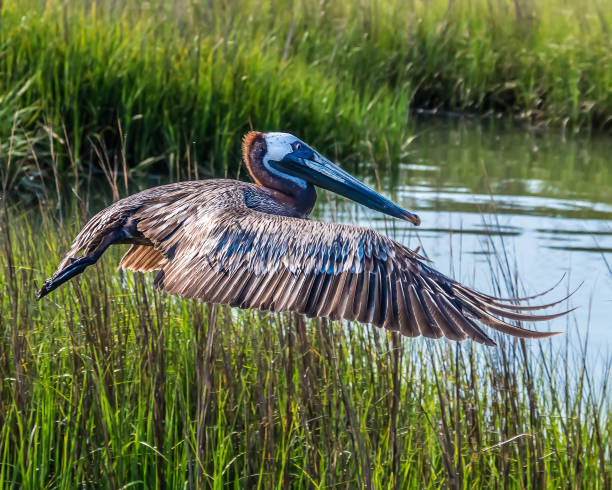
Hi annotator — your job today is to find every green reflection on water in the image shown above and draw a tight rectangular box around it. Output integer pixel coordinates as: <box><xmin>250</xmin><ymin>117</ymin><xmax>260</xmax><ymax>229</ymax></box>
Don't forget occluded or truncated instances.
<box><xmin>373</xmin><ymin>119</ymin><xmax>612</xmax><ymax>220</ymax></box>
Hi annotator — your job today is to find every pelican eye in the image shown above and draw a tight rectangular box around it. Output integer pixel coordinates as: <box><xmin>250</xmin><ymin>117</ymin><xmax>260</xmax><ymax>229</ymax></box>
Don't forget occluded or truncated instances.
<box><xmin>292</xmin><ymin>142</ymin><xmax>302</xmax><ymax>151</ymax></box>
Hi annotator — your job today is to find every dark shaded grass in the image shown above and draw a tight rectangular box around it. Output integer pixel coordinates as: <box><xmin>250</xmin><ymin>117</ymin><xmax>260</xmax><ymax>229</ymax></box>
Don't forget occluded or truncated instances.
<box><xmin>1</xmin><ymin>196</ymin><xmax>610</xmax><ymax>488</ymax></box>
<box><xmin>2</xmin><ymin>0</ymin><xmax>612</xmax><ymax>198</ymax></box>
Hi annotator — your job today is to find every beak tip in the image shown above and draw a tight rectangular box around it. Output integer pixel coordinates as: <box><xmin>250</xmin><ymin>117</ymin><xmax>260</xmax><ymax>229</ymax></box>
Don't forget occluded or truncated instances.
<box><xmin>403</xmin><ymin>212</ymin><xmax>421</xmax><ymax>226</ymax></box>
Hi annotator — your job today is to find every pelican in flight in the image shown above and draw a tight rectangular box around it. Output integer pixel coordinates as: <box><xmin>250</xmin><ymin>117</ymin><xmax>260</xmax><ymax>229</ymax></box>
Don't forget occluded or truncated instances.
<box><xmin>38</xmin><ymin>131</ymin><xmax>567</xmax><ymax>345</ymax></box>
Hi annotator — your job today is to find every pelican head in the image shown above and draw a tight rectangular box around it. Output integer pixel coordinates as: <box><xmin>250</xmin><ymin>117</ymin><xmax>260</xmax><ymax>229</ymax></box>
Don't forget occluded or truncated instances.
<box><xmin>246</xmin><ymin>131</ymin><xmax>421</xmax><ymax>225</ymax></box>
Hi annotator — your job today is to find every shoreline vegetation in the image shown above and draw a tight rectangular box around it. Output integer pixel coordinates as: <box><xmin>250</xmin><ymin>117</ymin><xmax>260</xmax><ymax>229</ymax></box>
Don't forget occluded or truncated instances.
<box><xmin>1</xmin><ymin>0</ymin><xmax>611</xmax><ymax>196</ymax></box>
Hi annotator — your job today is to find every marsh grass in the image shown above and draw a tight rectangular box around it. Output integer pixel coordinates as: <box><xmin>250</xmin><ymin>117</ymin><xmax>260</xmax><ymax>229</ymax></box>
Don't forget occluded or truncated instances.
<box><xmin>1</xmin><ymin>0</ymin><xmax>611</xmax><ymax>196</ymax></box>
<box><xmin>0</xmin><ymin>148</ymin><xmax>611</xmax><ymax>488</ymax></box>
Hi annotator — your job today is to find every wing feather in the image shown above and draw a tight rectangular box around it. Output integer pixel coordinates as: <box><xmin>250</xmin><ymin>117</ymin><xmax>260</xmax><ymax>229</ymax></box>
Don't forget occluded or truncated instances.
<box><xmin>421</xmin><ymin>289</ymin><xmax>466</xmax><ymax>342</ymax></box>
<box><xmin>408</xmin><ymin>284</ymin><xmax>444</xmax><ymax>339</ymax></box>
<box><xmin>119</xmin><ymin>245</ymin><xmax>166</xmax><ymax>272</ymax></box>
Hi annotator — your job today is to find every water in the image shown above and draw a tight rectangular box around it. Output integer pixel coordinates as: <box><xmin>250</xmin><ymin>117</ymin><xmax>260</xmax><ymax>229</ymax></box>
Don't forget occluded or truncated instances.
<box><xmin>316</xmin><ymin>119</ymin><xmax>612</xmax><ymax>360</ymax></box>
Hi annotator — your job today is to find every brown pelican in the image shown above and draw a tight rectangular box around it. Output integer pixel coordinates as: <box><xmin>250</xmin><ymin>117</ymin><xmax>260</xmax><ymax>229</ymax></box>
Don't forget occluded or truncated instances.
<box><xmin>38</xmin><ymin>131</ymin><xmax>568</xmax><ymax>345</ymax></box>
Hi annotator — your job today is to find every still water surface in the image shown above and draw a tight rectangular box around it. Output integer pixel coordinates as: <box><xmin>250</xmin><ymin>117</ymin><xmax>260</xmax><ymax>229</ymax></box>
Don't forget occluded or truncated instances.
<box><xmin>315</xmin><ymin>119</ymin><xmax>612</xmax><ymax>361</ymax></box>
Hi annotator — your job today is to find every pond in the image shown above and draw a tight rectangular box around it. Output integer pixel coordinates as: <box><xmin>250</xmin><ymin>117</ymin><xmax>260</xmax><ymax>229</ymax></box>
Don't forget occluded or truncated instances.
<box><xmin>315</xmin><ymin>118</ymin><xmax>612</xmax><ymax>361</ymax></box>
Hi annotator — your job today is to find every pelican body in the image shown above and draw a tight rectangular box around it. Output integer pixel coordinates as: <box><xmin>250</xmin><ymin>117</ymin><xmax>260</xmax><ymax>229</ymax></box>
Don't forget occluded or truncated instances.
<box><xmin>39</xmin><ymin>131</ymin><xmax>566</xmax><ymax>346</ymax></box>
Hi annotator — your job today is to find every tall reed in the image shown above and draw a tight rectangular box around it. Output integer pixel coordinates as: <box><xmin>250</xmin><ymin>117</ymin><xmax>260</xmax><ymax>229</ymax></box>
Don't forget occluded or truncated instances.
<box><xmin>1</xmin><ymin>0</ymin><xmax>611</xmax><ymax>195</ymax></box>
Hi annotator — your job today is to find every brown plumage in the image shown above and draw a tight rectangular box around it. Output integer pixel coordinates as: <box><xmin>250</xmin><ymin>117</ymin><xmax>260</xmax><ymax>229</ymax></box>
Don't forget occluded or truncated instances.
<box><xmin>38</xmin><ymin>131</ymin><xmax>570</xmax><ymax>346</ymax></box>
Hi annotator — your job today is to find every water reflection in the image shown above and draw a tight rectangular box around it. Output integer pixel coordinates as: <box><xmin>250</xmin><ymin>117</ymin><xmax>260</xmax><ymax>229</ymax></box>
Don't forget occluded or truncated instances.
<box><xmin>315</xmin><ymin>119</ymin><xmax>612</xmax><ymax>358</ymax></box>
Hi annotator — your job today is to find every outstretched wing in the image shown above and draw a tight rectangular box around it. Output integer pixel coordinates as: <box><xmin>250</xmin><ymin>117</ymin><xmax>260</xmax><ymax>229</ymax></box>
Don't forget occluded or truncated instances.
<box><xmin>123</xmin><ymin>203</ymin><xmax>568</xmax><ymax>347</ymax></box>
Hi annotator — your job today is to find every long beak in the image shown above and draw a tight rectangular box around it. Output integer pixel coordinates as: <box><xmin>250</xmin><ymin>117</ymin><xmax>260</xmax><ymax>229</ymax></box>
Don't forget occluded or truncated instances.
<box><xmin>271</xmin><ymin>151</ymin><xmax>421</xmax><ymax>225</ymax></box>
